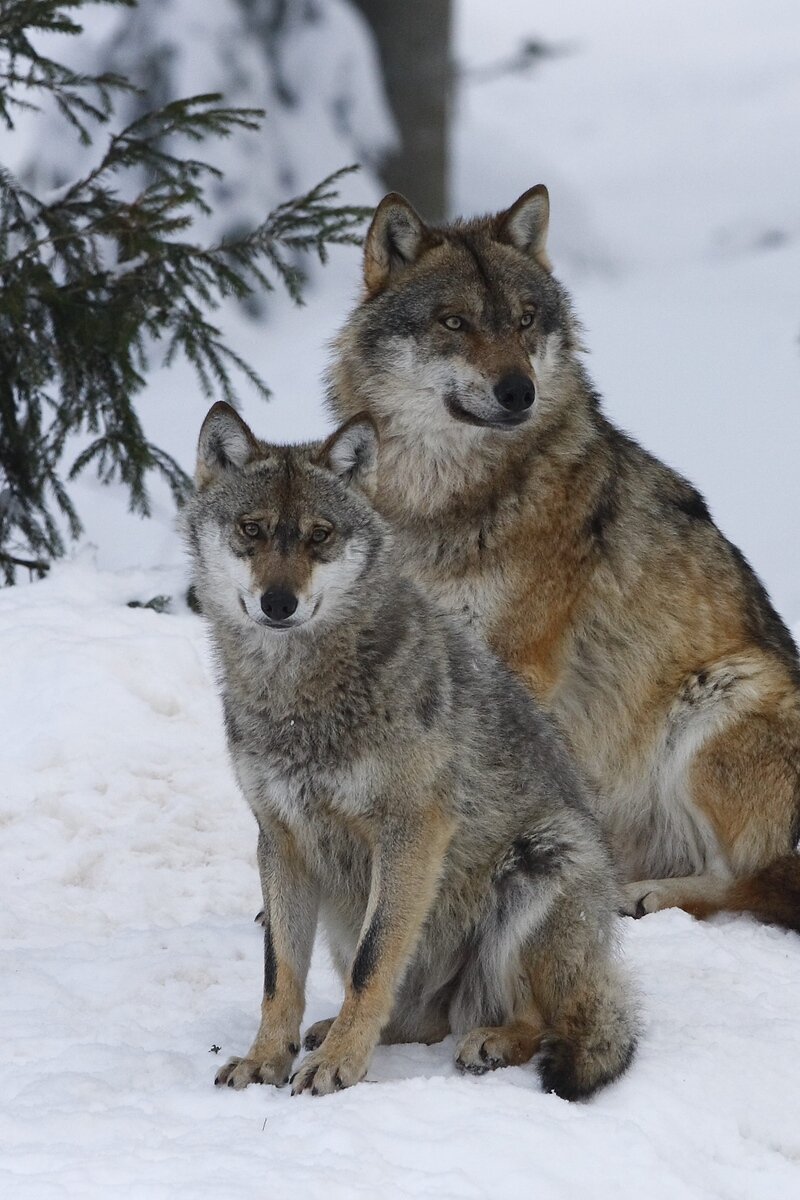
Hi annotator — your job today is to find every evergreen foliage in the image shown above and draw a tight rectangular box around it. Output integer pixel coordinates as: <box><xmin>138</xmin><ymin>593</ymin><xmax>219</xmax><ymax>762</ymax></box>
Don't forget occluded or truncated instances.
<box><xmin>0</xmin><ymin>0</ymin><xmax>370</xmax><ymax>582</ymax></box>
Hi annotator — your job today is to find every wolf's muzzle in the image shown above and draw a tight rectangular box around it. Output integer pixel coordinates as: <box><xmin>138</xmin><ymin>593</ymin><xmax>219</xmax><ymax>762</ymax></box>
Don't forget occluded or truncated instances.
<box><xmin>261</xmin><ymin>587</ymin><xmax>298</xmax><ymax>623</ymax></box>
<box><xmin>494</xmin><ymin>373</ymin><xmax>535</xmax><ymax>415</ymax></box>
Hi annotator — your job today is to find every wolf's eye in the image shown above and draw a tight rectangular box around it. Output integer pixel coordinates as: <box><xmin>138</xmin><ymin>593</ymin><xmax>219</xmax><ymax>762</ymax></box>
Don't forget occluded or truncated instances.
<box><xmin>310</xmin><ymin>526</ymin><xmax>330</xmax><ymax>544</ymax></box>
<box><xmin>440</xmin><ymin>315</ymin><xmax>464</xmax><ymax>331</ymax></box>
<box><xmin>240</xmin><ymin>521</ymin><xmax>260</xmax><ymax>538</ymax></box>
<box><xmin>520</xmin><ymin>312</ymin><xmax>535</xmax><ymax>328</ymax></box>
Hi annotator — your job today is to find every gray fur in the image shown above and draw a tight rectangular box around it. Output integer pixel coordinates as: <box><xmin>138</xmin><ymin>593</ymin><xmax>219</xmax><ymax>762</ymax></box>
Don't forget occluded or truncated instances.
<box><xmin>184</xmin><ymin>412</ymin><xmax>638</xmax><ymax>1099</ymax></box>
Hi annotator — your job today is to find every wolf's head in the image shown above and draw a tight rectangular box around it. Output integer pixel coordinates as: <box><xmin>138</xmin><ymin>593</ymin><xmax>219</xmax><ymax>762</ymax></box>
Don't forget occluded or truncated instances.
<box><xmin>184</xmin><ymin>403</ymin><xmax>383</xmax><ymax>636</ymax></box>
<box><xmin>330</xmin><ymin>186</ymin><xmax>584</xmax><ymax>478</ymax></box>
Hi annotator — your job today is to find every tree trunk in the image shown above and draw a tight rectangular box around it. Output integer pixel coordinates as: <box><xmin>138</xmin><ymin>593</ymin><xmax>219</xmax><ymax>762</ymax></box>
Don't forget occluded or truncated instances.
<box><xmin>353</xmin><ymin>0</ymin><xmax>452</xmax><ymax>222</ymax></box>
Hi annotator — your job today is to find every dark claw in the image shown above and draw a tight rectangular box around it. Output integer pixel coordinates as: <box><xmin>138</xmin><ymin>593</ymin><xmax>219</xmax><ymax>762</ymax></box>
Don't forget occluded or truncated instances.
<box><xmin>288</xmin><ymin>1042</ymin><xmax>299</xmax><ymax>1056</ymax></box>
<box><xmin>634</xmin><ymin>897</ymin><xmax>649</xmax><ymax>919</ymax></box>
<box><xmin>227</xmin><ymin>1076</ymin><xmax>235</xmax><ymax>1088</ymax></box>
<box><xmin>292</xmin><ymin>1064</ymin><xmax>318</xmax><ymax>1093</ymax></box>
<box><xmin>254</xmin><ymin>909</ymin><xmax>265</xmax><ymax>924</ymax></box>
<box><xmin>333</xmin><ymin>1070</ymin><xmax>343</xmax><ymax>1091</ymax></box>
<box><xmin>455</xmin><ymin>1055</ymin><xmax>485</xmax><ymax>1076</ymax></box>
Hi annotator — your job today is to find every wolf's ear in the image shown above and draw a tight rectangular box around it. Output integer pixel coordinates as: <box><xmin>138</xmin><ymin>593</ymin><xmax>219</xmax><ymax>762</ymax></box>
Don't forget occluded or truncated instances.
<box><xmin>364</xmin><ymin>193</ymin><xmax>435</xmax><ymax>295</ymax></box>
<box><xmin>497</xmin><ymin>184</ymin><xmax>551</xmax><ymax>272</ymax></box>
<box><xmin>196</xmin><ymin>402</ymin><xmax>259</xmax><ymax>488</ymax></box>
<box><xmin>319</xmin><ymin>415</ymin><xmax>378</xmax><ymax>495</ymax></box>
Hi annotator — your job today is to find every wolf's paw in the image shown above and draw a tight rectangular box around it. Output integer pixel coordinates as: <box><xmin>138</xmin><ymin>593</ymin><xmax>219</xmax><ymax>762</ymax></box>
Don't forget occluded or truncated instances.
<box><xmin>214</xmin><ymin>1045</ymin><xmax>298</xmax><ymax>1090</ymax></box>
<box><xmin>290</xmin><ymin>1041</ymin><xmax>370</xmax><ymax>1097</ymax></box>
<box><xmin>455</xmin><ymin>1023</ymin><xmax>541</xmax><ymax>1075</ymax></box>
<box><xmin>303</xmin><ymin>1017</ymin><xmax>335</xmax><ymax>1051</ymax></box>
<box><xmin>620</xmin><ymin>880</ymin><xmax>670</xmax><ymax>918</ymax></box>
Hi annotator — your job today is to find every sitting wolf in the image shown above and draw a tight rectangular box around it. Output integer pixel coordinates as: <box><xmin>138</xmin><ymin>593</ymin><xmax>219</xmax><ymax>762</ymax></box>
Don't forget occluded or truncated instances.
<box><xmin>329</xmin><ymin>186</ymin><xmax>800</xmax><ymax>930</ymax></box>
<box><xmin>184</xmin><ymin>401</ymin><xmax>637</xmax><ymax>1100</ymax></box>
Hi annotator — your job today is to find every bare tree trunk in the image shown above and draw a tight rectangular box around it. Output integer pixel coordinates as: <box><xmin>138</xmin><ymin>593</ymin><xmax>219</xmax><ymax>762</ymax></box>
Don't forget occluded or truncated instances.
<box><xmin>353</xmin><ymin>0</ymin><xmax>452</xmax><ymax>222</ymax></box>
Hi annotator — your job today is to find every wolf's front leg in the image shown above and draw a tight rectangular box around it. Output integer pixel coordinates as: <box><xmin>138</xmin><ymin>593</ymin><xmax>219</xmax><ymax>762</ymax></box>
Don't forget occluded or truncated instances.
<box><xmin>216</xmin><ymin>823</ymin><xmax>318</xmax><ymax>1090</ymax></box>
<box><xmin>291</xmin><ymin>806</ymin><xmax>453</xmax><ymax>1096</ymax></box>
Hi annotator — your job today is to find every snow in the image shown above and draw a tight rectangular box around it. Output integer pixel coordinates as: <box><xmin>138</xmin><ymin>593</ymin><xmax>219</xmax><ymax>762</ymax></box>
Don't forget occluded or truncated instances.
<box><xmin>2</xmin><ymin>563</ymin><xmax>800</xmax><ymax>1198</ymax></box>
<box><xmin>3</xmin><ymin>0</ymin><xmax>800</xmax><ymax>1196</ymax></box>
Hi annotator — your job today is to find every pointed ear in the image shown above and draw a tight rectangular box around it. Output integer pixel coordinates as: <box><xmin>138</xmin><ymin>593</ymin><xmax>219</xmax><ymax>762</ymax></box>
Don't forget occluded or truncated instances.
<box><xmin>319</xmin><ymin>415</ymin><xmax>378</xmax><ymax>495</ymax></box>
<box><xmin>195</xmin><ymin>402</ymin><xmax>259</xmax><ymax>488</ymax></box>
<box><xmin>497</xmin><ymin>184</ymin><xmax>551</xmax><ymax>271</ymax></box>
<box><xmin>364</xmin><ymin>193</ymin><xmax>435</xmax><ymax>295</ymax></box>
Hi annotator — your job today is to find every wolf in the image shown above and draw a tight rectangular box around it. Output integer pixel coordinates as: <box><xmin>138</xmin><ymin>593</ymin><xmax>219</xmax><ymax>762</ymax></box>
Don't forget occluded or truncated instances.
<box><xmin>329</xmin><ymin>186</ymin><xmax>800</xmax><ymax>932</ymax></box>
<box><xmin>184</xmin><ymin>401</ymin><xmax>637</xmax><ymax>1099</ymax></box>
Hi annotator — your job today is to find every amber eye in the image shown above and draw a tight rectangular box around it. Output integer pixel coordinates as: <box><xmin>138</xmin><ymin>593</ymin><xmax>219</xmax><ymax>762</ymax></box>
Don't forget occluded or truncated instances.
<box><xmin>440</xmin><ymin>315</ymin><xmax>464</xmax><ymax>331</ymax></box>
<box><xmin>310</xmin><ymin>526</ymin><xmax>330</xmax><ymax>544</ymax></box>
<box><xmin>520</xmin><ymin>312</ymin><xmax>535</xmax><ymax>328</ymax></box>
<box><xmin>240</xmin><ymin>521</ymin><xmax>260</xmax><ymax>538</ymax></box>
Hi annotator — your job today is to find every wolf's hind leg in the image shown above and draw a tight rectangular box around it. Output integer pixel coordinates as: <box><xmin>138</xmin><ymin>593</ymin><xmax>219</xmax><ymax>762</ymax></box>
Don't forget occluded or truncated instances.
<box><xmin>455</xmin><ymin>826</ymin><xmax>636</xmax><ymax>1098</ymax></box>
<box><xmin>624</xmin><ymin>708</ymin><xmax>800</xmax><ymax>925</ymax></box>
<box><xmin>447</xmin><ymin>837</ymin><xmax>553</xmax><ymax>1076</ymax></box>
<box><xmin>526</xmin><ymin>895</ymin><xmax>637</xmax><ymax>1101</ymax></box>
<box><xmin>621</xmin><ymin>873</ymin><xmax>730</xmax><ymax>918</ymax></box>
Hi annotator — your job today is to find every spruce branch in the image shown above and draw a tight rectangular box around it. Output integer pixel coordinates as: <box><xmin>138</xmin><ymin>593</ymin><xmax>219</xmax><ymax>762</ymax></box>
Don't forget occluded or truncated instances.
<box><xmin>0</xmin><ymin>0</ymin><xmax>135</xmax><ymax>139</ymax></box>
<box><xmin>0</xmin><ymin>2</ymin><xmax>372</xmax><ymax>584</ymax></box>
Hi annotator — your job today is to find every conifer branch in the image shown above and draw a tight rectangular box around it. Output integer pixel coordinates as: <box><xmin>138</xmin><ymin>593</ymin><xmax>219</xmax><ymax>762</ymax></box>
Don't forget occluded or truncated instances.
<box><xmin>0</xmin><ymin>1</ymin><xmax>372</xmax><ymax>583</ymax></box>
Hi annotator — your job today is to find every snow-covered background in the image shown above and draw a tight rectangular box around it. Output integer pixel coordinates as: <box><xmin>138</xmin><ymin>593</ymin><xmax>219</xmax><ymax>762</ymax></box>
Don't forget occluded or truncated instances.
<box><xmin>2</xmin><ymin>2</ymin><xmax>800</xmax><ymax>1197</ymax></box>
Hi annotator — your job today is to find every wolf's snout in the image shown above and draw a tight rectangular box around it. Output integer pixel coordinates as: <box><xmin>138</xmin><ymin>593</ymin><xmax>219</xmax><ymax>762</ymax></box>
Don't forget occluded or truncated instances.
<box><xmin>494</xmin><ymin>373</ymin><xmax>534</xmax><ymax>414</ymax></box>
<box><xmin>260</xmin><ymin>587</ymin><xmax>298</xmax><ymax>621</ymax></box>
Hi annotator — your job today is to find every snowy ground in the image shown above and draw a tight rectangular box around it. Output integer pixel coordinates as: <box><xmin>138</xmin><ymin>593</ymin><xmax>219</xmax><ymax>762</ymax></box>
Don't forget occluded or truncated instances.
<box><xmin>2</xmin><ymin>564</ymin><xmax>800</xmax><ymax>1199</ymax></box>
<box><xmin>3</xmin><ymin>0</ymin><xmax>800</xmax><ymax>1196</ymax></box>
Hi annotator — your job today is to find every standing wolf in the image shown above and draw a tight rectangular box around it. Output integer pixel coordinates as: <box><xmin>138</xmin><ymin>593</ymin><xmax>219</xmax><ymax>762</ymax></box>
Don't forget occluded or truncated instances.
<box><xmin>329</xmin><ymin>186</ymin><xmax>800</xmax><ymax>930</ymax></box>
<box><xmin>185</xmin><ymin>402</ymin><xmax>636</xmax><ymax>1099</ymax></box>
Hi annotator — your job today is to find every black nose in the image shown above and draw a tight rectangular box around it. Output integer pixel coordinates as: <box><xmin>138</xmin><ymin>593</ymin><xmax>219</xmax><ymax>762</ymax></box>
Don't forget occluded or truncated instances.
<box><xmin>493</xmin><ymin>373</ymin><xmax>535</xmax><ymax>414</ymax></box>
<box><xmin>260</xmin><ymin>587</ymin><xmax>298</xmax><ymax>620</ymax></box>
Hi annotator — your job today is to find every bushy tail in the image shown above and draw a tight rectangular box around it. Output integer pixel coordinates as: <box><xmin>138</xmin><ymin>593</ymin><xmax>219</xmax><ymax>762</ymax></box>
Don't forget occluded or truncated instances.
<box><xmin>537</xmin><ymin>961</ymin><xmax>638</xmax><ymax>1101</ymax></box>
<box><xmin>689</xmin><ymin>853</ymin><xmax>800</xmax><ymax>934</ymax></box>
